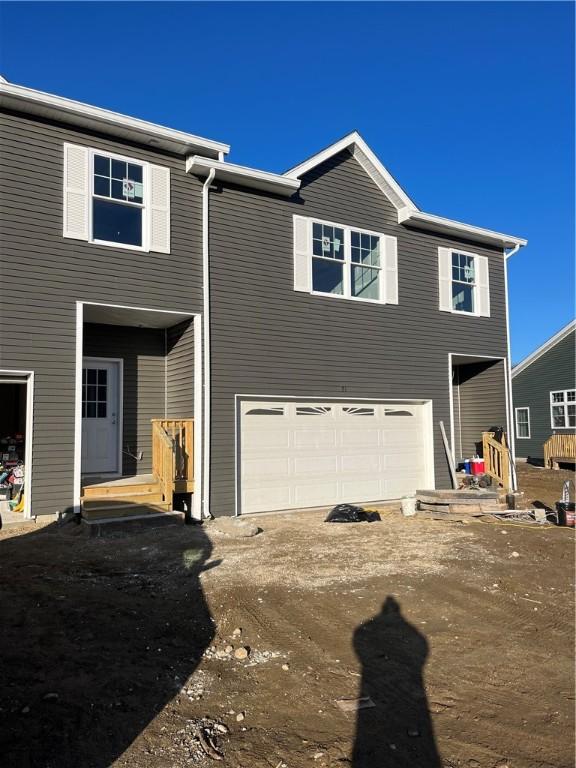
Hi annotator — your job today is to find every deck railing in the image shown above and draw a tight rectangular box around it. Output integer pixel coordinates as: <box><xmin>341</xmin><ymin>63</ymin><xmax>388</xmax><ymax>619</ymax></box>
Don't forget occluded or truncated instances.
<box><xmin>482</xmin><ymin>431</ymin><xmax>511</xmax><ymax>491</ymax></box>
<box><xmin>151</xmin><ymin>419</ymin><xmax>194</xmax><ymax>500</ymax></box>
<box><xmin>543</xmin><ymin>433</ymin><xmax>576</xmax><ymax>469</ymax></box>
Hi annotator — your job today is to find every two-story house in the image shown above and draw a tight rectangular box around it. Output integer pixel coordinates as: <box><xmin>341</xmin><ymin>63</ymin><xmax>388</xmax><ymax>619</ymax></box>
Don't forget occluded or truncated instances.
<box><xmin>0</xmin><ymin>77</ymin><xmax>527</xmax><ymax>525</ymax></box>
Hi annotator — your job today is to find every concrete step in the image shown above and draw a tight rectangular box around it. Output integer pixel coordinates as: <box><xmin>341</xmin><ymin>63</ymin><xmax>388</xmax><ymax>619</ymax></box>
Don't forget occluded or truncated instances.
<box><xmin>81</xmin><ymin>501</ymin><xmax>172</xmax><ymax>521</ymax></box>
<box><xmin>81</xmin><ymin>511</ymin><xmax>185</xmax><ymax>537</ymax></box>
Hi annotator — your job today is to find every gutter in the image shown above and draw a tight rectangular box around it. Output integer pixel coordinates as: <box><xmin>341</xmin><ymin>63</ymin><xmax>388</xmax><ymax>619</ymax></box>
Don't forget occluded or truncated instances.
<box><xmin>503</xmin><ymin>241</ymin><xmax>523</xmax><ymax>490</ymax></box>
<box><xmin>202</xmin><ymin>168</ymin><xmax>216</xmax><ymax>518</ymax></box>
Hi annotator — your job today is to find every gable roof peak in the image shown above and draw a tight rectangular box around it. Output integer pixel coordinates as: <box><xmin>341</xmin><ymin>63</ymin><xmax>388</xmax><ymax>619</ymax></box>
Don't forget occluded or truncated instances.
<box><xmin>284</xmin><ymin>131</ymin><xmax>418</xmax><ymax>212</ymax></box>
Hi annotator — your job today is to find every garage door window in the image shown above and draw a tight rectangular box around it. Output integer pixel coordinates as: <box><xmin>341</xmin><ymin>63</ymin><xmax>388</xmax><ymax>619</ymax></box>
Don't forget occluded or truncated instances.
<box><xmin>246</xmin><ymin>407</ymin><xmax>285</xmax><ymax>416</ymax></box>
<box><xmin>343</xmin><ymin>406</ymin><xmax>375</xmax><ymax>416</ymax></box>
<box><xmin>296</xmin><ymin>406</ymin><xmax>332</xmax><ymax>416</ymax></box>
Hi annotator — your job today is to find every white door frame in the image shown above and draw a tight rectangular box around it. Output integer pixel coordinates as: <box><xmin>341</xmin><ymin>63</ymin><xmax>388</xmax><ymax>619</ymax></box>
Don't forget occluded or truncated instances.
<box><xmin>234</xmin><ymin>394</ymin><xmax>435</xmax><ymax>516</ymax></box>
<box><xmin>74</xmin><ymin>301</ymin><xmax>201</xmax><ymax>516</ymax></box>
<box><xmin>81</xmin><ymin>356</ymin><xmax>123</xmax><ymax>478</ymax></box>
<box><xmin>0</xmin><ymin>370</ymin><xmax>34</xmax><ymax>520</ymax></box>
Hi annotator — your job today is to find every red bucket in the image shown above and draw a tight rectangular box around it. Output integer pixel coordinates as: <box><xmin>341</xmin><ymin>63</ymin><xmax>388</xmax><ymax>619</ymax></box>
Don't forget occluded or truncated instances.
<box><xmin>471</xmin><ymin>458</ymin><xmax>485</xmax><ymax>475</ymax></box>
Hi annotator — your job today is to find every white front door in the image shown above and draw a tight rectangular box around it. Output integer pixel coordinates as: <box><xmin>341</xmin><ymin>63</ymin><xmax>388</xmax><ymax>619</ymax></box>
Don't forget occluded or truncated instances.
<box><xmin>81</xmin><ymin>359</ymin><xmax>121</xmax><ymax>475</ymax></box>
<box><xmin>239</xmin><ymin>400</ymin><xmax>433</xmax><ymax>514</ymax></box>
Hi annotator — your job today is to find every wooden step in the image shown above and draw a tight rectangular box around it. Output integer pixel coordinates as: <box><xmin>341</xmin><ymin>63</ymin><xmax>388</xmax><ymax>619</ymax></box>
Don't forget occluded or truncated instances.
<box><xmin>82</xmin><ymin>482</ymin><xmax>161</xmax><ymax>499</ymax></box>
<box><xmin>81</xmin><ymin>501</ymin><xmax>172</xmax><ymax>521</ymax></box>
<box><xmin>82</xmin><ymin>491</ymin><xmax>165</xmax><ymax>505</ymax></box>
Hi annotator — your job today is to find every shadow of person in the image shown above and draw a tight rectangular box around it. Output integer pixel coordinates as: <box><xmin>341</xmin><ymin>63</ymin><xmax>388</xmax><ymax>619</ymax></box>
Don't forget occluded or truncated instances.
<box><xmin>352</xmin><ymin>596</ymin><xmax>442</xmax><ymax>768</ymax></box>
<box><xmin>0</xmin><ymin>518</ymin><xmax>217</xmax><ymax>767</ymax></box>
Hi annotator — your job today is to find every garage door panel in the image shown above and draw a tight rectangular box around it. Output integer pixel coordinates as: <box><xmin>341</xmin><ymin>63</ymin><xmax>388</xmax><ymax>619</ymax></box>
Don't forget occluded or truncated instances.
<box><xmin>243</xmin><ymin>429</ymin><xmax>291</xmax><ymax>450</ymax></box>
<box><xmin>243</xmin><ymin>486</ymin><xmax>292</xmax><ymax>513</ymax></box>
<box><xmin>243</xmin><ymin>457</ymin><xmax>290</xmax><ymax>479</ymax></box>
<box><xmin>293</xmin><ymin>429</ymin><xmax>337</xmax><ymax>448</ymax></box>
<box><xmin>340</xmin><ymin>429</ymin><xmax>381</xmax><ymax>447</ymax></box>
<box><xmin>341</xmin><ymin>478</ymin><xmax>382</xmax><ymax>499</ymax></box>
<box><xmin>294</xmin><ymin>455</ymin><xmax>338</xmax><ymax>474</ymax></box>
<box><xmin>240</xmin><ymin>399</ymin><xmax>430</xmax><ymax>514</ymax></box>
<box><xmin>294</xmin><ymin>481</ymin><xmax>339</xmax><ymax>506</ymax></box>
<box><xmin>341</xmin><ymin>454</ymin><xmax>381</xmax><ymax>472</ymax></box>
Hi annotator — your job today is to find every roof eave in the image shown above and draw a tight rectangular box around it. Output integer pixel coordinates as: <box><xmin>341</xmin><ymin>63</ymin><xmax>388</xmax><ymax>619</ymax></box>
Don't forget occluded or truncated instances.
<box><xmin>186</xmin><ymin>156</ymin><xmax>301</xmax><ymax>197</ymax></box>
<box><xmin>398</xmin><ymin>209</ymin><xmax>527</xmax><ymax>250</ymax></box>
<box><xmin>0</xmin><ymin>81</ymin><xmax>230</xmax><ymax>159</ymax></box>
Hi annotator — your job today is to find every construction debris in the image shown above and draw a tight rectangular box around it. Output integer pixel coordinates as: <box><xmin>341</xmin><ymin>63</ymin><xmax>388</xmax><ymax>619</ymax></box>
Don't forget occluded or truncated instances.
<box><xmin>335</xmin><ymin>696</ymin><xmax>376</xmax><ymax>713</ymax></box>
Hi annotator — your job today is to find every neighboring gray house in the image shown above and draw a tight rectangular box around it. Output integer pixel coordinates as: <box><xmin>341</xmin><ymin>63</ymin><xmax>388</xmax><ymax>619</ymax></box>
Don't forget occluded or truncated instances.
<box><xmin>512</xmin><ymin>321</ymin><xmax>576</xmax><ymax>462</ymax></box>
<box><xmin>0</xmin><ymin>77</ymin><xmax>527</xmax><ymax>522</ymax></box>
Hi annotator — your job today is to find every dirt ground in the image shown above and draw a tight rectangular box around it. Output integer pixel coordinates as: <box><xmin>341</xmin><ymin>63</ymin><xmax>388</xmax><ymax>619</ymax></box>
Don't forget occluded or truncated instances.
<box><xmin>0</xmin><ymin>464</ymin><xmax>574</xmax><ymax>768</ymax></box>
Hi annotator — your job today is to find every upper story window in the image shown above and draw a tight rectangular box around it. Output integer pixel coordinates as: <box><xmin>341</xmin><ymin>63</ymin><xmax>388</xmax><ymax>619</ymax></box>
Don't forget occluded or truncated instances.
<box><xmin>92</xmin><ymin>153</ymin><xmax>145</xmax><ymax>247</ymax></box>
<box><xmin>63</xmin><ymin>143</ymin><xmax>171</xmax><ymax>254</ymax></box>
<box><xmin>293</xmin><ymin>215</ymin><xmax>398</xmax><ymax>305</ymax></box>
<box><xmin>451</xmin><ymin>252</ymin><xmax>476</xmax><ymax>312</ymax></box>
<box><xmin>550</xmin><ymin>390</ymin><xmax>576</xmax><ymax>428</ymax></box>
<box><xmin>438</xmin><ymin>247</ymin><xmax>490</xmax><ymax>317</ymax></box>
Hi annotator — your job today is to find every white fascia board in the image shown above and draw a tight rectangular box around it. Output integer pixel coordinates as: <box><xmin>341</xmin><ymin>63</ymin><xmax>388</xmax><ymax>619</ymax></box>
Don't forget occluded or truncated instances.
<box><xmin>511</xmin><ymin>320</ymin><xmax>576</xmax><ymax>378</ymax></box>
<box><xmin>398</xmin><ymin>208</ymin><xmax>527</xmax><ymax>250</ymax></box>
<box><xmin>0</xmin><ymin>80</ymin><xmax>230</xmax><ymax>159</ymax></box>
<box><xmin>284</xmin><ymin>131</ymin><xmax>417</xmax><ymax>211</ymax></box>
<box><xmin>186</xmin><ymin>156</ymin><xmax>301</xmax><ymax>197</ymax></box>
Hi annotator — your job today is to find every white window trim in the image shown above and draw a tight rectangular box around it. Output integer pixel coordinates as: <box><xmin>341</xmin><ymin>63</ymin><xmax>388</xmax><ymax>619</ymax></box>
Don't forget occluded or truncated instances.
<box><xmin>308</xmin><ymin>216</ymin><xmax>386</xmax><ymax>305</ymax></box>
<box><xmin>515</xmin><ymin>406</ymin><xmax>531</xmax><ymax>439</ymax></box>
<box><xmin>449</xmin><ymin>248</ymin><xmax>481</xmax><ymax>317</ymax></box>
<box><xmin>549</xmin><ymin>389</ymin><xmax>576</xmax><ymax>429</ymax></box>
<box><xmin>88</xmin><ymin>147</ymin><xmax>150</xmax><ymax>252</ymax></box>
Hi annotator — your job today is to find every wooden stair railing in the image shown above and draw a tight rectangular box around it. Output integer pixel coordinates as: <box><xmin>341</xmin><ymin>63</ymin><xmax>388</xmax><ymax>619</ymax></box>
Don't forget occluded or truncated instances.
<box><xmin>482</xmin><ymin>431</ymin><xmax>511</xmax><ymax>491</ymax></box>
<box><xmin>544</xmin><ymin>433</ymin><xmax>576</xmax><ymax>469</ymax></box>
<box><xmin>151</xmin><ymin>419</ymin><xmax>194</xmax><ymax>503</ymax></box>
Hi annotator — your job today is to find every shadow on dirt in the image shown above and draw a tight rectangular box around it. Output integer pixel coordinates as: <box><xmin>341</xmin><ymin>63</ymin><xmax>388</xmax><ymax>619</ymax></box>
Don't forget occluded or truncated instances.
<box><xmin>352</xmin><ymin>596</ymin><xmax>442</xmax><ymax>767</ymax></box>
<box><xmin>0</xmin><ymin>520</ymin><xmax>216</xmax><ymax>767</ymax></box>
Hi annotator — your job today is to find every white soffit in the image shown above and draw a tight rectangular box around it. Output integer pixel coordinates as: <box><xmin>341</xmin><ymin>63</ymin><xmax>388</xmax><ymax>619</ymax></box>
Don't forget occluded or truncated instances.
<box><xmin>398</xmin><ymin>209</ymin><xmax>527</xmax><ymax>249</ymax></box>
<box><xmin>83</xmin><ymin>303</ymin><xmax>194</xmax><ymax>329</ymax></box>
<box><xmin>512</xmin><ymin>320</ymin><xmax>576</xmax><ymax>378</ymax></box>
<box><xmin>0</xmin><ymin>79</ymin><xmax>230</xmax><ymax>159</ymax></box>
<box><xmin>186</xmin><ymin>156</ymin><xmax>301</xmax><ymax>196</ymax></box>
<box><xmin>284</xmin><ymin>131</ymin><xmax>417</xmax><ymax>211</ymax></box>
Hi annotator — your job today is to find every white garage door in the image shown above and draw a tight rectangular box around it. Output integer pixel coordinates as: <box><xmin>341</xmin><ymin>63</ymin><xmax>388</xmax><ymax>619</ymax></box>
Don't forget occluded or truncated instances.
<box><xmin>239</xmin><ymin>400</ymin><xmax>432</xmax><ymax>514</ymax></box>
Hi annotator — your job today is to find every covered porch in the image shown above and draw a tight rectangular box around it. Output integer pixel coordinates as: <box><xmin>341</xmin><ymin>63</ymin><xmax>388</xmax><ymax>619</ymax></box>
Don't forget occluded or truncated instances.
<box><xmin>77</xmin><ymin>302</ymin><xmax>200</xmax><ymax>523</ymax></box>
<box><xmin>450</xmin><ymin>354</ymin><xmax>511</xmax><ymax>488</ymax></box>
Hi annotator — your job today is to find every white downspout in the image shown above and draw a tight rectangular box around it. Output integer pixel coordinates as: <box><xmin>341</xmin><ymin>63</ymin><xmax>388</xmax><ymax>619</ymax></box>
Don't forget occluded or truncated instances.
<box><xmin>504</xmin><ymin>242</ymin><xmax>522</xmax><ymax>490</ymax></box>
<box><xmin>202</xmin><ymin>168</ymin><xmax>216</xmax><ymax>518</ymax></box>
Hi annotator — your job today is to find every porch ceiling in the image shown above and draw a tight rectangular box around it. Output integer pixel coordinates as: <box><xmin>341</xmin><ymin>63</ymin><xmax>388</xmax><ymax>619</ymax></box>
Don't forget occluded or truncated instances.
<box><xmin>83</xmin><ymin>304</ymin><xmax>195</xmax><ymax>329</ymax></box>
<box><xmin>451</xmin><ymin>354</ymin><xmax>502</xmax><ymax>366</ymax></box>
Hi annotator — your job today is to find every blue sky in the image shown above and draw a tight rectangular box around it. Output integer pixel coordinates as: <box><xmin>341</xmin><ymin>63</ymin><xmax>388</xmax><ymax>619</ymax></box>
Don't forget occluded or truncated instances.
<box><xmin>0</xmin><ymin>1</ymin><xmax>573</xmax><ymax>362</ymax></box>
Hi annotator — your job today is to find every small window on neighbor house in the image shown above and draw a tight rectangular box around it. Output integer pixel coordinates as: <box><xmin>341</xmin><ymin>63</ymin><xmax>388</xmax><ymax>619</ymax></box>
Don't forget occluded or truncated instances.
<box><xmin>451</xmin><ymin>252</ymin><xmax>476</xmax><ymax>313</ymax></box>
<box><xmin>515</xmin><ymin>407</ymin><xmax>530</xmax><ymax>438</ymax></box>
<box><xmin>92</xmin><ymin>153</ymin><xmax>145</xmax><ymax>247</ymax></box>
<box><xmin>550</xmin><ymin>390</ymin><xmax>576</xmax><ymax>428</ymax></box>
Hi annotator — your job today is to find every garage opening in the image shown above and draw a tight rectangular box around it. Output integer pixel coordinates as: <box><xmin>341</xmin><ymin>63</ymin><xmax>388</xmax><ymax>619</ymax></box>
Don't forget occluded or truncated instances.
<box><xmin>238</xmin><ymin>399</ymin><xmax>433</xmax><ymax>515</ymax></box>
<box><xmin>0</xmin><ymin>378</ymin><xmax>29</xmax><ymax>519</ymax></box>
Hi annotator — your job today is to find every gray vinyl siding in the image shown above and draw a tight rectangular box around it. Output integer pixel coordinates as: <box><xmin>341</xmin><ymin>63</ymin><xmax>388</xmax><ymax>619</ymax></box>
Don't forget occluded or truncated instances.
<box><xmin>209</xmin><ymin>149</ymin><xmax>508</xmax><ymax>516</ymax></box>
<box><xmin>452</xmin><ymin>359</ymin><xmax>507</xmax><ymax>460</ymax></box>
<box><xmin>512</xmin><ymin>330</ymin><xmax>576</xmax><ymax>459</ymax></box>
<box><xmin>166</xmin><ymin>320</ymin><xmax>195</xmax><ymax>419</ymax></box>
<box><xmin>83</xmin><ymin>324</ymin><xmax>165</xmax><ymax>476</ymax></box>
<box><xmin>0</xmin><ymin>108</ymin><xmax>203</xmax><ymax>516</ymax></box>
